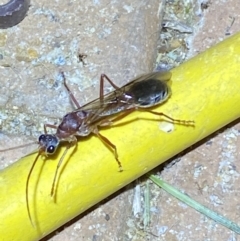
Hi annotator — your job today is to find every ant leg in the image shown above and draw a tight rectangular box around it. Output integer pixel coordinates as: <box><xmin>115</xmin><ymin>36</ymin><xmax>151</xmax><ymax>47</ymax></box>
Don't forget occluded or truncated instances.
<box><xmin>146</xmin><ymin>110</ymin><xmax>195</xmax><ymax>126</ymax></box>
<box><xmin>99</xmin><ymin>74</ymin><xmax>121</xmax><ymax>101</ymax></box>
<box><xmin>26</xmin><ymin>152</ymin><xmax>41</xmax><ymax>226</ymax></box>
<box><xmin>98</xmin><ymin>108</ymin><xmax>136</xmax><ymax>127</ymax></box>
<box><xmin>100</xmin><ymin>107</ymin><xmax>194</xmax><ymax>129</ymax></box>
<box><xmin>94</xmin><ymin>129</ymin><xmax>123</xmax><ymax>172</ymax></box>
<box><xmin>44</xmin><ymin>123</ymin><xmax>58</xmax><ymax>134</ymax></box>
<box><xmin>60</xmin><ymin>71</ymin><xmax>81</xmax><ymax>109</ymax></box>
<box><xmin>109</xmin><ymin>108</ymin><xmax>136</xmax><ymax>123</ymax></box>
<box><xmin>51</xmin><ymin>136</ymin><xmax>77</xmax><ymax>196</ymax></box>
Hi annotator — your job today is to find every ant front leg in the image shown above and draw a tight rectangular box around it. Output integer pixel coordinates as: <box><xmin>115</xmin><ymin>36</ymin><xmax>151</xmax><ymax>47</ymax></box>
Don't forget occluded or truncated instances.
<box><xmin>44</xmin><ymin>123</ymin><xmax>58</xmax><ymax>134</ymax></box>
<box><xmin>51</xmin><ymin>136</ymin><xmax>77</xmax><ymax>197</ymax></box>
<box><xmin>60</xmin><ymin>71</ymin><xmax>81</xmax><ymax>109</ymax></box>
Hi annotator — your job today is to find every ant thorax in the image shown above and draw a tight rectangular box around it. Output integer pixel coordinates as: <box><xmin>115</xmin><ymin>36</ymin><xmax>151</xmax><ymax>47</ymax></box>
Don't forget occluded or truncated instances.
<box><xmin>56</xmin><ymin>111</ymin><xmax>89</xmax><ymax>138</ymax></box>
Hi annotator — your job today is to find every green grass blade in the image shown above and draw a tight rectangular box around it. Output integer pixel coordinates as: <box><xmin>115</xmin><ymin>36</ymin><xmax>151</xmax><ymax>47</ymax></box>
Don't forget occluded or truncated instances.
<box><xmin>148</xmin><ymin>174</ymin><xmax>240</xmax><ymax>234</ymax></box>
<box><xmin>143</xmin><ymin>180</ymin><xmax>150</xmax><ymax>230</ymax></box>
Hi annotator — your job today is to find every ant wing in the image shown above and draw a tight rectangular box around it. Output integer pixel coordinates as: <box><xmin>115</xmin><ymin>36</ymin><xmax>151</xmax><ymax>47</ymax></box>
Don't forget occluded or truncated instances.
<box><xmin>73</xmin><ymin>71</ymin><xmax>172</xmax><ymax>123</ymax></box>
<box><xmin>76</xmin><ymin>71</ymin><xmax>172</xmax><ymax>114</ymax></box>
<box><xmin>124</xmin><ymin>71</ymin><xmax>172</xmax><ymax>88</ymax></box>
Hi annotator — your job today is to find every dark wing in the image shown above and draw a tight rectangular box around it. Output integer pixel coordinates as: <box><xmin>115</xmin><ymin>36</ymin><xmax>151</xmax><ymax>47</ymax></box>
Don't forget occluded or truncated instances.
<box><xmin>123</xmin><ymin>71</ymin><xmax>171</xmax><ymax>88</ymax></box>
<box><xmin>73</xmin><ymin>71</ymin><xmax>171</xmax><ymax>121</ymax></box>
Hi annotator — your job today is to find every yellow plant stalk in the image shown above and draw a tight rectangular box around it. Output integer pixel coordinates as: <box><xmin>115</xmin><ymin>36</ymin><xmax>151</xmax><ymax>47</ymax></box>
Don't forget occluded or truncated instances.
<box><xmin>1</xmin><ymin>33</ymin><xmax>240</xmax><ymax>241</ymax></box>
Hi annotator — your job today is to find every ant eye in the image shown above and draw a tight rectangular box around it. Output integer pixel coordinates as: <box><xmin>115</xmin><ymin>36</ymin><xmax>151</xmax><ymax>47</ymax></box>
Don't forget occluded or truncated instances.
<box><xmin>39</xmin><ymin>135</ymin><xmax>46</xmax><ymax>142</ymax></box>
<box><xmin>47</xmin><ymin>145</ymin><xmax>55</xmax><ymax>154</ymax></box>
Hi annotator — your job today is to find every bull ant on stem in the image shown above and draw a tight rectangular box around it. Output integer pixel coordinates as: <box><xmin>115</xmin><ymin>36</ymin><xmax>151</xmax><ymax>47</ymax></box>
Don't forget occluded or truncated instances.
<box><xmin>2</xmin><ymin>71</ymin><xmax>195</xmax><ymax>225</ymax></box>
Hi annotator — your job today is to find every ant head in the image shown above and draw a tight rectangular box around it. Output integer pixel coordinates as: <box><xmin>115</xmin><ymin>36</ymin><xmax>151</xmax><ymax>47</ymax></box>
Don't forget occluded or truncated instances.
<box><xmin>38</xmin><ymin>134</ymin><xmax>59</xmax><ymax>155</ymax></box>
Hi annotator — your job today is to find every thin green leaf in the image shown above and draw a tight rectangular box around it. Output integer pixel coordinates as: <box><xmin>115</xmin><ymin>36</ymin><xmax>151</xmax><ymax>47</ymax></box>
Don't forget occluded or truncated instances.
<box><xmin>148</xmin><ymin>174</ymin><xmax>240</xmax><ymax>234</ymax></box>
